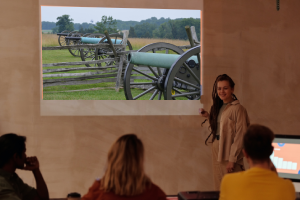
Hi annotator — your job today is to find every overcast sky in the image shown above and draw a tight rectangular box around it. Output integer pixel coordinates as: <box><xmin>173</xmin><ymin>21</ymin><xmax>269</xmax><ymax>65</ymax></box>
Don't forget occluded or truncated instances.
<box><xmin>41</xmin><ymin>6</ymin><xmax>200</xmax><ymax>23</ymax></box>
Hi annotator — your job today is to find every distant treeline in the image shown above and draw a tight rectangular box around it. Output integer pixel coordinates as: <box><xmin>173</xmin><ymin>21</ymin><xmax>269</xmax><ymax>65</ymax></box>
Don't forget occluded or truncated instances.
<box><xmin>116</xmin><ymin>17</ymin><xmax>177</xmax><ymax>30</ymax></box>
<box><xmin>42</xmin><ymin>21</ymin><xmax>95</xmax><ymax>31</ymax></box>
<box><xmin>42</xmin><ymin>17</ymin><xmax>200</xmax><ymax>40</ymax></box>
<box><xmin>129</xmin><ymin>18</ymin><xmax>200</xmax><ymax>40</ymax></box>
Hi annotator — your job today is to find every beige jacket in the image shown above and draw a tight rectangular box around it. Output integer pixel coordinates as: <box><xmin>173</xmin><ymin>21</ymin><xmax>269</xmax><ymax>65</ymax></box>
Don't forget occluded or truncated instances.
<box><xmin>215</xmin><ymin>100</ymin><xmax>250</xmax><ymax>163</ymax></box>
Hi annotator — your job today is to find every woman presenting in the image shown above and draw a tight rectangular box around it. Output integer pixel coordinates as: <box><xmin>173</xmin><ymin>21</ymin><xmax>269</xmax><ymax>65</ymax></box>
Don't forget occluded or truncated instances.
<box><xmin>199</xmin><ymin>74</ymin><xmax>250</xmax><ymax>190</ymax></box>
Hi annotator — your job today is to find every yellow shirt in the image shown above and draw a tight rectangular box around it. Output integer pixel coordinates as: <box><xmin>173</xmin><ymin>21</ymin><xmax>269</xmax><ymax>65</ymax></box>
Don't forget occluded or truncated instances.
<box><xmin>219</xmin><ymin>167</ymin><xmax>295</xmax><ymax>200</ymax></box>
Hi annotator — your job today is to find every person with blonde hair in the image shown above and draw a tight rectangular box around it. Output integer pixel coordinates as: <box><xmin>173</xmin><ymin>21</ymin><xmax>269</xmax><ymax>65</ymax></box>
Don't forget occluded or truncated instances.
<box><xmin>81</xmin><ymin>134</ymin><xmax>166</xmax><ymax>200</ymax></box>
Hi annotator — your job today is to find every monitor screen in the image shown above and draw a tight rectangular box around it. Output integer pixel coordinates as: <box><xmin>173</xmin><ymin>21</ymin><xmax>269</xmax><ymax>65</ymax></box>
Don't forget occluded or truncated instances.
<box><xmin>271</xmin><ymin>135</ymin><xmax>300</xmax><ymax>182</ymax></box>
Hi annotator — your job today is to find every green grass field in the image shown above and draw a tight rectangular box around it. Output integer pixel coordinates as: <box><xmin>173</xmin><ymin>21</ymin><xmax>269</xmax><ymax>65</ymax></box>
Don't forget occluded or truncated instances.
<box><xmin>42</xmin><ymin>30</ymin><xmax>53</xmax><ymax>34</ymax></box>
<box><xmin>42</xmin><ymin>34</ymin><xmax>190</xmax><ymax>100</ymax></box>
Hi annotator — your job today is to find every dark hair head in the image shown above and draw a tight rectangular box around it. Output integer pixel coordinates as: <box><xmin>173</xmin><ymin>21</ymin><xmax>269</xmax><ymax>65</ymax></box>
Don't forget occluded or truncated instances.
<box><xmin>0</xmin><ymin>133</ymin><xmax>26</xmax><ymax>168</ymax></box>
<box><xmin>67</xmin><ymin>192</ymin><xmax>81</xmax><ymax>198</ymax></box>
<box><xmin>243</xmin><ymin>124</ymin><xmax>274</xmax><ymax>161</ymax></box>
<box><xmin>204</xmin><ymin>74</ymin><xmax>237</xmax><ymax>144</ymax></box>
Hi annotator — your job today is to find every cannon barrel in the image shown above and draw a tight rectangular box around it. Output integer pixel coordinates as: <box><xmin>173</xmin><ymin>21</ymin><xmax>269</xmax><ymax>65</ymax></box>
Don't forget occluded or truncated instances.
<box><xmin>57</xmin><ymin>33</ymin><xmax>69</xmax><ymax>36</ymax></box>
<box><xmin>65</xmin><ymin>37</ymin><xmax>82</xmax><ymax>40</ymax></box>
<box><xmin>81</xmin><ymin>37</ymin><xmax>102</xmax><ymax>44</ymax></box>
<box><xmin>127</xmin><ymin>52</ymin><xmax>198</xmax><ymax>69</ymax></box>
<box><xmin>81</xmin><ymin>37</ymin><xmax>123</xmax><ymax>44</ymax></box>
<box><xmin>64</xmin><ymin>37</ymin><xmax>123</xmax><ymax>44</ymax></box>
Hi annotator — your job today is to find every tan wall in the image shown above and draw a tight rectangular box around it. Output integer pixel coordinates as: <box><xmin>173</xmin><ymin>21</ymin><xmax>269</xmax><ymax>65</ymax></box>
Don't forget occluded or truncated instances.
<box><xmin>201</xmin><ymin>0</ymin><xmax>300</xmax><ymax>134</ymax></box>
<box><xmin>1</xmin><ymin>0</ymin><xmax>300</xmax><ymax>198</ymax></box>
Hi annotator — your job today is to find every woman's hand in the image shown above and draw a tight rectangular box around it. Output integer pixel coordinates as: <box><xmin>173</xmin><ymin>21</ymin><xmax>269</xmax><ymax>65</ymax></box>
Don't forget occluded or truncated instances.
<box><xmin>199</xmin><ymin>108</ymin><xmax>209</xmax><ymax>118</ymax></box>
<box><xmin>226</xmin><ymin>161</ymin><xmax>235</xmax><ymax>173</ymax></box>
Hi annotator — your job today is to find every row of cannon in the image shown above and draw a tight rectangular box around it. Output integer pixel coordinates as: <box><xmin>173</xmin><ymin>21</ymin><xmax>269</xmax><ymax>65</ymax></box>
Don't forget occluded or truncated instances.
<box><xmin>57</xmin><ymin>31</ymin><xmax>132</xmax><ymax>67</ymax></box>
<box><xmin>54</xmin><ymin>28</ymin><xmax>200</xmax><ymax>100</ymax></box>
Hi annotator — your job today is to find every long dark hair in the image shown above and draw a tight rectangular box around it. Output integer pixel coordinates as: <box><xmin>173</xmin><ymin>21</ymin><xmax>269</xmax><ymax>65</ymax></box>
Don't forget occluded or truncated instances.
<box><xmin>203</xmin><ymin>74</ymin><xmax>237</xmax><ymax>145</ymax></box>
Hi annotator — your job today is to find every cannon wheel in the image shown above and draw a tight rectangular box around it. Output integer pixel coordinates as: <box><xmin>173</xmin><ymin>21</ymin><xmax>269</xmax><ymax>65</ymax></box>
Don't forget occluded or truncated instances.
<box><xmin>164</xmin><ymin>46</ymin><xmax>201</xmax><ymax>100</ymax></box>
<box><xmin>94</xmin><ymin>33</ymin><xmax>133</xmax><ymax>68</ymax></box>
<box><xmin>123</xmin><ymin>42</ymin><xmax>184</xmax><ymax>100</ymax></box>
<box><xmin>57</xmin><ymin>30</ymin><xmax>70</xmax><ymax>46</ymax></box>
<box><xmin>64</xmin><ymin>31</ymin><xmax>78</xmax><ymax>46</ymax></box>
<box><xmin>79</xmin><ymin>33</ymin><xmax>105</xmax><ymax>67</ymax></box>
<box><xmin>67</xmin><ymin>32</ymin><xmax>84</xmax><ymax>57</ymax></box>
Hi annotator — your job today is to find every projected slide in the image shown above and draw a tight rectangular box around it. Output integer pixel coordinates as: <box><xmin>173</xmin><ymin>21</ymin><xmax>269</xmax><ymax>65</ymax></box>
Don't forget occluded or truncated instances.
<box><xmin>271</xmin><ymin>143</ymin><xmax>300</xmax><ymax>174</ymax></box>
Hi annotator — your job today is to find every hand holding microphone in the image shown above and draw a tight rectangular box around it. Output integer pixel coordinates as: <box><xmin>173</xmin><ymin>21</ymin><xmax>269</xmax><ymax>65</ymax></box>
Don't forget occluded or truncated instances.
<box><xmin>199</xmin><ymin>108</ymin><xmax>209</xmax><ymax>118</ymax></box>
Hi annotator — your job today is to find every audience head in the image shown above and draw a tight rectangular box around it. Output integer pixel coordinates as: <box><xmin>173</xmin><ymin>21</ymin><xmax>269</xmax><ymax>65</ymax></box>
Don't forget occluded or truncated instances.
<box><xmin>67</xmin><ymin>192</ymin><xmax>81</xmax><ymax>200</ymax></box>
<box><xmin>0</xmin><ymin>133</ymin><xmax>27</xmax><ymax>169</ymax></box>
<box><xmin>243</xmin><ymin>124</ymin><xmax>274</xmax><ymax>163</ymax></box>
<box><xmin>101</xmin><ymin>134</ymin><xmax>151</xmax><ymax>196</ymax></box>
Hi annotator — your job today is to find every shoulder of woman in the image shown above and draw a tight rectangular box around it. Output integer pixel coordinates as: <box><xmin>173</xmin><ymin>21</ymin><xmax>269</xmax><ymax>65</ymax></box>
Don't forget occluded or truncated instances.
<box><xmin>81</xmin><ymin>179</ymin><xmax>103</xmax><ymax>200</ymax></box>
<box><xmin>150</xmin><ymin>183</ymin><xmax>167</xmax><ymax>197</ymax></box>
<box><xmin>230</xmin><ymin>101</ymin><xmax>248</xmax><ymax>112</ymax></box>
<box><xmin>89</xmin><ymin>179</ymin><xmax>101</xmax><ymax>190</ymax></box>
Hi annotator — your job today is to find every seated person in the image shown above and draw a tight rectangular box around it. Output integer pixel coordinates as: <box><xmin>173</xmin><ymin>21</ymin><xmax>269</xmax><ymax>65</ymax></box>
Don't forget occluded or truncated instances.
<box><xmin>67</xmin><ymin>192</ymin><xmax>81</xmax><ymax>200</ymax></box>
<box><xmin>219</xmin><ymin>124</ymin><xmax>295</xmax><ymax>200</ymax></box>
<box><xmin>0</xmin><ymin>133</ymin><xmax>49</xmax><ymax>200</ymax></box>
<box><xmin>81</xmin><ymin>134</ymin><xmax>167</xmax><ymax>200</ymax></box>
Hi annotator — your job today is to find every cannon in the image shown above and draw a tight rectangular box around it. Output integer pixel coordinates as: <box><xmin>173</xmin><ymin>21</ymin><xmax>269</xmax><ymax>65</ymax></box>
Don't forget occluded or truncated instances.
<box><xmin>56</xmin><ymin>31</ymin><xmax>89</xmax><ymax>57</ymax></box>
<box><xmin>57</xmin><ymin>31</ymin><xmax>84</xmax><ymax>47</ymax></box>
<box><xmin>56</xmin><ymin>30</ymin><xmax>71</xmax><ymax>46</ymax></box>
<box><xmin>65</xmin><ymin>33</ymin><xmax>132</xmax><ymax>67</ymax></box>
<box><xmin>64</xmin><ymin>33</ymin><xmax>104</xmax><ymax>58</ymax></box>
<box><xmin>123</xmin><ymin>42</ymin><xmax>200</xmax><ymax>100</ymax></box>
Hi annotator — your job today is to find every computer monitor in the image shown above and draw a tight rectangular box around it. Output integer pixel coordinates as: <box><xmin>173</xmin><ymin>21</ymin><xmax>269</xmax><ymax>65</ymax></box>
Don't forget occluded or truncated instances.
<box><xmin>271</xmin><ymin>134</ymin><xmax>300</xmax><ymax>182</ymax></box>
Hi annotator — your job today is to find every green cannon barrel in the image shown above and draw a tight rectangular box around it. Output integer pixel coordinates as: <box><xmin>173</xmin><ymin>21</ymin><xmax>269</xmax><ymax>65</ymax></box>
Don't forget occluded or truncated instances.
<box><xmin>81</xmin><ymin>37</ymin><xmax>123</xmax><ymax>44</ymax></box>
<box><xmin>64</xmin><ymin>37</ymin><xmax>124</xmax><ymax>44</ymax></box>
<box><xmin>127</xmin><ymin>52</ymin><xmax>198</xmax><ymax>69</ymax></box>
<box><xmin>81</xmin><ymin>37</ymin><xmax>102</xmax><ymax>44</ymax></box>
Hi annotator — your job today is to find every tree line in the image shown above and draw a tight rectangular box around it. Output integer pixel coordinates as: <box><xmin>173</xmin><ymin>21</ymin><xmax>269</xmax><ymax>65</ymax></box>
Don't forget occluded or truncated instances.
<box><xmin>116</xmin><ymin>17</ymin><xmax>173</xmax><ymax>30</ymax></box>
<box><xmin>42</xmin><ymin>16</ymin><xmax>174</xmax><ymax>32</ymax></box>
<box><xmin>129</xmin><ymin>18</ymin><xmax>200</xmax><ymax>40</ymax></box>
<box><xmin>43</xmin><ymin>15</ymin><xmax>200</xmax><ymax>40</ymax></box>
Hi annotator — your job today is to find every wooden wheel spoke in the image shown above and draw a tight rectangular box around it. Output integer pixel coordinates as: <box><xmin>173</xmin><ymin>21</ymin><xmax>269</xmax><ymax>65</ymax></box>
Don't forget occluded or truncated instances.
<box><xmin>148</xmin><ymin>66</ymin><xmax>159</xmax><ymax>78</ymax></box>
<box><xmin>132</xmin><ymin>67</ymin><xmax>158</xmax><ymax>81</ymax></box>
<box><xmin>150</xmin><ymin>89</ymin><xmax>159</xmax><ymax>100</ymax></box>
<box><xmin>174</xmin><ymin>77</ymin><xmax>200</xmax><ymax>90</ymax></box>
<box><xmin>133</xmin><ymin>86</ymin><xmax>156</xmax><ymax>100</ymax></box>
<box><xmin>158</xmin><ymin>91</ymin><xmax>162</xmax><ymax>100</ymax></box>
<box><xmin>172</xmin><ymin>88</ymin><xmax>182</xmax><ymax>94</ymax></box>
<box><xmin>183</xmin><ymin>62</ymin><xmax>200</xmax><ymax>83</ymax></box>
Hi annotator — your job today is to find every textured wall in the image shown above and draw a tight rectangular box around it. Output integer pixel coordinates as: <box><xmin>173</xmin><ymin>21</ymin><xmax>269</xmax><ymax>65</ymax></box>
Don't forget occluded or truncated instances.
<box><xmin>201</xmin><ymin>0</ymin><xmax>300</xmax><ymax>134</ymax></box>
